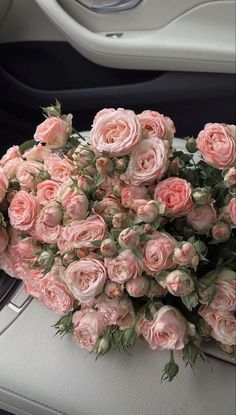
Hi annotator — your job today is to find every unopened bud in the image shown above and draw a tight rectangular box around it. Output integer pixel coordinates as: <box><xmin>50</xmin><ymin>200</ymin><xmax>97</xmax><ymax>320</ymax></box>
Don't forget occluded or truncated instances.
<box><xmin>137</xmin><ymin>201</ymin><xmax>159</xmax><ymax>223</ymax></box>
<box><xmin>95</xmin><ymin>337</ymin><xmax>110</xmax><ymax>357</ymax></box>
<box><xmin>212</xmin><ymin>222</ymin><xmax>231</xmax><ymax>242</ymax></box>
<box><xmin>186</xmin><ymin>137</ymin><xmax>197</xmax><ymax>153</ymax></box>
<box><xmin>105</xmin><ymin>280</ymin><xmax>124</xmax><ymax>299</ymax></box>
<box><xmin>118</xmin><ymin>228</ymin><xmax>140</xmax><ymax>249</ymax></box>
<box><xmin>96</xmin><ymin>157</ymin><xmax>113</xmax><ymax>175</ymax></box>
<box><xmin>112</xmin><ymin>212</ymin><xmax>128</xmax><ymax>229</ymax></box>
<box><xmin>77</xmin><ymin>175</ymin><xmax>94</xmax><ymax>193</ymax></box>
<box><xmin>100</xmin><ymin>239</ymin><xmax>117</xmax><ymax>257</ymax></box>
<box><xmin>93</xmin><ymin>189</ymin><xmax>105</xmax><ymax>200</ymax></box>
<box><xmin>192</xmin><ymin>187</ymin><xmax>211</xmax><ymax>206</ymax></box>
<box><xmin>113</xmin><ymin>181</ymin><xmax>126</xmax><ymax>198</ymax></box>
<box><xmin>63</xmin><ymin>252</ymin><xmax>76</xmax><ymax>266</ymax></box>
<box><xmin>41</xmin><ymin>202</ymin><xmax>62</xmax><ymax>227</ymax></box>
<box><xmin>194</xmin><ymin>240</ymin><xmax>208</xmax><ymax>256</ymax></box>
<box><xmin>38</xmin><ymin>250</ymin><xmax>54</xmax><ymax>268</ymax></box>
<box><xmin>114</xmin><ymin>157</ymin><xmax>129</xmax><ymax>173</ymax></box>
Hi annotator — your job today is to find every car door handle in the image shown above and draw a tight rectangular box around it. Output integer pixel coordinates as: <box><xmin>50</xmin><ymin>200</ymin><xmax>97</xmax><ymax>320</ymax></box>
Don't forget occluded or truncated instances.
<box><xmin>75</xmin><ymin>0</ymin><xmax>142</xmax><ymax>13</ymax></box>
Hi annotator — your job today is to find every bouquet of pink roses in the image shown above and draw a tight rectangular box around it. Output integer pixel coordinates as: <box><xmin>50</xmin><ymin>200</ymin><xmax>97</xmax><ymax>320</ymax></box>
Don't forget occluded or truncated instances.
<box><xmin>0</xmin><ymin>101</ymin><xmax>235</xmax><ymax>381</ymax></box>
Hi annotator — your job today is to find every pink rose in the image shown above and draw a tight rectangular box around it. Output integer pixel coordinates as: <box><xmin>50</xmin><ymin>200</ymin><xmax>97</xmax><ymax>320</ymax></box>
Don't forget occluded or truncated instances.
<box><xmin>34</xmin><ymin>115</ymin><xmax>72</xmax><ymax>149</ymax></box>
<box><xmin>104</xmin><ymin>280</ymin><xmax>124</xmax><ymax>299</ymax></box>
<box><xmin>137</xmin><ymin>110</ymin><xmax>175</xmax><ymax>143</ymax></box>
<box><xmin>57</xmin><ymin>184</ymin><xmax>88</xmax><ymax>220</ymax></box>
<box><xmin>121</xmin><ymin>184</ymin><xmax>149</xmax><ymax>211</ymax></box>
<box><xmin>100</xmin><ymin>239</ymin><xmax>117</xmax><ymax>257</ymax></box>
<box><xmin>33</xmin><ymin>212</ymin><xmax>61</xmax><ymax>244</ymax></box>
<box><xmin>224</xmin><ymin>167</ymin><xmax>236</xmax><ymax>189</ymax></box>
<box><xmin>8</xmin><ymin>191</ymin><xmax>39</xmax><ymax>231</ymax></box>
<box><xmin>44</xmin><ymin>154</ymin><xmax>74</xmax><ymax>183</ymax></box>
<box><xmin>11</xmin><ymin>236</ymin><xmax>39</xmax><ymax>260</ymax></box>
<box><xmin>2</xmin><ymin>157</ymin><xmax>23</xmax><ymax>178</ymax></box>
<box><xmin>139</xmin><ymin>305</ymin><xmax>187</xmax><ymax>350</ymax></box>
<box><xmin>16</xmin><ymin>160</ymin><xmax>44</xmax><ymax>191</ymax></box>
<box><xmin>125</xmin><ymin>275</ymin><xmax>149</xmax><ymax>297</ymax></box>
<box><xmin>187</xmin><ymin>204</ymin><xmax>217</xmax><ymax>233</ymax></box>
<box><xmin>196</xmin><ymin>123</ymin><xmax>236</xmax><ymax>169</ymax></box>
<box><xmin>40</xmin><ymin>202</ymin><xmax>62</xmax><ymax>227</ymax></box>
<box><xmin>227</xmin><ymin>198</ymin><xmax>236</xmax><ymax>225</ymax></box>
<box><xmin>154</xmin><ymin>177</ymin><xmax>193</xmax><ymax>218</ymax></box>
<box><xmin>96</xmin><ymin>294</ymin><xmax>134</xmax><ymax>330</ymax></box>
<box><xmin>36</xmin><ymin>180</ymin><xmax>60</xmax><ymax>206</ymax></box>
<box><xmin>73</xmin><ymin>309</ymin><xmax>104</xmax><ymax>350</ymax></box>
<box><xmin>118</xmin><ymin>228</ymin><xmax>140</xmax><ymax>249</ymax></box>
<box><xmin>0</xmin><ymin>146</ymin><xmax>21</xmax><ymax>165</ymax></box>
<box><xmin>200</xmin><ymin>269</ymin><xmax>236</xmax><ymax>312</ymax></box>
<box><xmin>199</xmin><ymin>307</ymin><xmax>236</xmax><ymax>346</ymax></box>
<box><xmin>212</xmin><ymin>222</ymin><xmax>231</xmax><ymax>241</ymax></box>
<box><xmin>64</xmin><ymin>258</ymin><xmax>107</xmax><ymax>303</ymax></box>
<box><xmin>137</xmin><ymin>201</ymin><xmax>159</xmax><ymax>223</ymax></box>
<box><xmin>0</xmin><ymin>226</ymin><xmax>9</xmax><ymax>253</ymax></box>
<box><xmin>0</xmin><ymin>250</ymin><xmax>17</xmax><ymax>278</ymax></box>
<box><xmin>24</xmin><ymin>268</ymin><xmax>45</xmax><ymax>297</ymax></box>
<box><xmin>61</xmin><ymin>214</ymin><xmax>106</xmax><ymax>249</ymax></box>
<box><xmin>165</xmin><ymin>270</ymin><xmax>195</xmax><ymax>297</ymax></box>
<box><xmin>95</xmin><ymin>194</ymin><xmax>121</xmax><ymax>220</ymax></box>
<box><xmin>143</xmin><ymin>232</ymin><xmax>177</xmax><ymax>275</ymax></box>
<box><xmin>23</xmin><ymin>144</ymin><xmax>51</xmax><ymax>161</ymax></box>
<box><xmin>106</xmin><ymin>249</ymin><xmax>142</xmax><ymax>284</ymax></box>
<box><xmin>0</xmin><ymin>168</ymin><xmax>9</xmax><ymax>204</ymax></box>
<box><xmin>127</xmin><ymin>138</ymin><xmax>168</xmax><ymax>185</ymax></box>
<box><xmin>173</xmin><ymin>242</ymin><xmax>199</xmax><ymax>268</ymax></box>
<box><xmin>90</xmin><ymin>108</ymin><xmax>141</xmax><ymax>156</ymax></box>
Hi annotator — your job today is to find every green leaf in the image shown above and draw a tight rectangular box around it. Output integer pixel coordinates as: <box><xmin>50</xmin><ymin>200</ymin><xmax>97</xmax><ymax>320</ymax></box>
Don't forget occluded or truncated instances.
<box><xmin>19</xmin><ymin>139</ymin><xmax>37</xmax><ymax>155</ymax></box>
<box><xmin>181</xmin><ymin>293</ymin><xmax>198</xmax><ymax>311</ymax></box>
<box><xmin>182</xmin><ymin>343</ymin><xmax>205</xmax><ymax>369</ymax></box>
<box><xmin>95</xmin><ymin>174</ymin><xmax>105</xmax><ymax>187</ymax></box>
<box><xmin>132</xmin><ymin>247</ymin><xmax>143</xmax><ymax>260</ymax></box>
<box><xmin>53</xmin><ymin>313</ymin><xmax>74</xmax><ymax>338</ymax></box>
<box><xmin>110</xmin><ymin>228</ymin><xmax>122</xmax><ymax>240</ymax></box>
<box><xmin>92</xmin><ymin>240</ymin><xmax>102</xmax><ymax>248</ymax></box>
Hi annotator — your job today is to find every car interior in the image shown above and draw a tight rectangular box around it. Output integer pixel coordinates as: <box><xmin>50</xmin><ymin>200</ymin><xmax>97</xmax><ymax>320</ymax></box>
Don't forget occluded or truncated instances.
<box><xmin>0</xmin><ymin>1</ymin><xmax>235</xmax><ymax>415</ymax></box>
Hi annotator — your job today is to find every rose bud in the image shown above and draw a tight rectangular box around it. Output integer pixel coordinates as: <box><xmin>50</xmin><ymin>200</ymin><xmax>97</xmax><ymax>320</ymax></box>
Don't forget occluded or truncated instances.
<box><xmin>212</xmin><ymin>222</ymin><xmax>231</xmax><ymax>242</ymax></box>
<box><xmin>192</xmin><ymin>187</ymin><xmax>211</xmax><ymax>206</ymax></box>
<box><xmin>114</xmin><ymin>157</ymin><xmax>129</xmax><ymax>173</ymax></box>
<box><xmin>142</xmin><ymin>224</ymin><xmax>153</xmax><ymax>234</ymax></box>
<box><xmin>73</xmin><ymin>145</ymin><xmax>94</xmax><ymax>167</ymax></box>
<box><xmin>100</xmin><ymin>239</ymin><xmax>117</xmax><ymax>257</ymax></box>
<box><xmin>224</xmin><ymin>167</ymin><xmax>236</xmax><ymax>189</ymax></box>
<box><xmin>94</xmin><ymin>336</ymin><xmax>110</xmax><ymax>357</ymax></box>
<box><xmin>0</xmin><ymin>225</ymin><xmax>9</xmax><ymax>253</ymax></box>
<box><xmin>38</xmin><ymin>250</ymin><xmax>54</xmax><ymax>268</ymax></box>
<box><xmin>77</xmin><ymin>175</ymin><xmax>94</xmax><ymax>193</ymax></box>
<box><xmin>113</xmin><ymin>181</ymin><xmax>126</xmax><ymax>198</ymax></box>
<box><xmin>93</xmin><ymin>189</ymin><xmax>106</xmax><ymax>201</ymax></box>
<box><xmin>169</xmin><ymin>157</ymin><xmax>181</xmax><ymax>176</ymax></box>
<box><xmin>194</xmin><ymin>240</ymin><xmax>208</xmax><ymax>256</ymax></box>
<box><xmin>165</xmin><ymin>270</ymin><xmax>195</xmax><ymax>297</ymax></box>
<box><xmin>125</xmin><ymin>275</ymin><xmax>149</xmax><ymax>298</ymax></box>
<box><xmin>185</xmin><ymin>136</ymin><xmax>197</xmax><ymax>153</ymax></box>
<box><xmin>84</xmin><ymin>165</ymin><xmax>97</xmax><ymax>177</ymax></box>
<box><xmin>96</xmin><ymin>157</ymin><xmax>113</xmax><ymax>176</ymax></box>
<box><xmin>173</xmin><ymin>242</ymin><xmax>199</xmax><ymax>269</ymax></box>
<box><xmin>62</xmin><ymin>252</ymin><xmax>76</xmax><ymax>266</ymax></box>
<box><xmin>105</xmin><ymin>280</ymin><xmax>124</xmax><ymax>299</ymax></box>
<box><xmin>76</xmin><ymin>246</ymin><xmax>94</xmax><ymax>258</ymax></box>
<box><xmin>112</xmin><ymin>212</ymin><xmax>128</xmax><ymax>229</ymax></box>
<box><xmin>137</xmin><ymin>201</ymin><xmax>159</xmax><ymax>223</ymax></box>
<box><xmin>147</xmin><ymin>280</ymin><xmax>167</xmax><ymax>298</ymax></box>
<box><xmin>41</xmin><ymin>202</ymin><xmax>63</xmax><ymax>227</ymax></box>
<box><xmin>118</xmin><ymin>228</ymin><xmax>140</xmax><ymax>249</ymax></box>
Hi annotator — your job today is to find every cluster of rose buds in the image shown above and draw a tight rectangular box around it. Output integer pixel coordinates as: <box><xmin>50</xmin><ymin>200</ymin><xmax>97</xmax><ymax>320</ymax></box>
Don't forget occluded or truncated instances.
<box><xmin>0</xmin><ymin>104</ymin><xmax>235</xmax><ymax>373</ymax></box>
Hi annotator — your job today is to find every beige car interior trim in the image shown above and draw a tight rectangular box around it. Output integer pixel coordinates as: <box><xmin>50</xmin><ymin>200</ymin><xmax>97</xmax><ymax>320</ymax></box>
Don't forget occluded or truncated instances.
<box><xmin>34</xmin><ymin>0</ymin><xmax>235</xmax><ymax>72</ymax></box>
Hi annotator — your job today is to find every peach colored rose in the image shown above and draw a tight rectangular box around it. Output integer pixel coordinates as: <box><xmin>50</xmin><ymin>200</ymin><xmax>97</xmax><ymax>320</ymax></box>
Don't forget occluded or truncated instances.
<box><xmin>40</xmin><ymin>202</ymin><xmax>62</xmax><ymax>227</ymax></box>
<box><xmin>173</xmin><ymin>242</ymin><xmax>199</xmax><ymax>268</ymax></box>
<box><xmin>0</xmin><ymin>226</ymin><xmax>9</xmax><ymax>253</ymax></box>
<box><xmin>0</xmin><ymin>146</ymin><xmax>21</xmax><ymax>165</ymax></box>
<box><xmin>118</xmin><ymin>228</ymin><xmax>140</xmax><ymax>249</ymax></box>
<box><xmin>36</xmin><ymin>180</ymin><xmax>59</xmax><ymax>206</ymax></box>
<box><xmin>8</xmin><ymin>191</ymin><xmax>39</xmax><ymax>231</ymax></box>
<box><xmin>23</xmin><ymin>144</ymin><xmax>51</xmax><ymax>161</ymax></box>
<box><xmin>139</xmin><ymin>305</ymin><xmax>188</xmax><ymax>350</ymax></box>
<box><xmin>187</xmin><ymin>204</ymin><xmax>217</xmax><ymax>233</ymax></box>
<box><xmin>72</xmin><ymin>309</ymin><xmax>104</xmax><ymax>350</ymax></box>
<box><xmin>200</xmin><ymin>269</ymin><xmax>236</xmax><ymax>312</ymax></box>
<box><xmin>90</xmin><ymin>108</ymin><xmax>141</xmax><ymax>156</ymax></box>
<box><xmin>0</xmin><ymin>168</ymin><xmax>9</xmax><ymax>204</ymax></box>
<box><xmin>24</xmin><ymin>268</ymin><xmax>44</xmax><ymax>297</ymax></box>
<box><xmin>165</xmin><ymin>270</ymin><xmax>195</xmax><ymax>297</ymax></box>
<box><xmin>196</xmin><ymin>123</ymin><xmax>236</xmax><ymax>169</ymax></box>
<box><xmin>44</xmin><ymin>154</ymin><xmax>74</xmax><ymax>183</ymax></box>
<box><xmin>57</xmin><ymin>183</ymin><xmax>88</xmax><ymax>220</ymax></box>
<box><xmin>125</xmin><ymin>275</ymin><xmax>149</xmax><ymax>297</ymax></box>
<box><xmin>127</xmin><ymin>138</ymin><xmax>168</xmax><ymax>185</ymax></box>
<box><xmin>121</xmin><ymin>184</ymin><xmax>149</xmax><ymax>211</ymax></box>
<box><xmin>34</xmin><ymin>212</ymin><xmax>61</xmax><ymax>244</ymax></box>
<box><xmin>154</xmin><ymin>177</ymin><xmax>193</xmax><ymax>218</ymax></box>
<box><xmin>143</xmin><ymin>232</ymin><xmax>177</xmax><ymax>275</ymax></box>
<box><xmin>104</xmin><ymin>280</ymin><xmax>124</xmax><ymax>299</ymax></box>
<box><xmin>16</xmin><ymin>160</ymin><xmax>44</xmax><ymax>191</ymax></box>
<box><xmin>224</xmin><ymin>167</ymin><xmax>236</xmax><ymax>189</ymax></box>
<box><xmin>34</xmin><ymin>115</ymin><xmax>72</xmax><ymax>149</ymax></box>
<box><xmin>3</xmin><ymin>157</ymin><xmax>23</xmax><ymax>178</ymax></box>
<box><xmin>64</xmin><ymin>258</ymin><xmax>107</xmax><ymax>303</ymax></box>
<box><xmin>212</xmin><ymin>222</ymin><xmax>231</xmax><ymax>241</ymax></box>
<box><xmin>227</xmin><ymin>197</ymin><xmax>236</xmax><ymax>225</ymax></box>
<box><xmin>11</xmin><ymin>236</ymin><xmax>39</xmax><ymax>260</ymax></box>
<box><xmin>61</xmin><ymin>214</ymin><xmax>106</xmax><ymax>249</ymax></box>
<box><xmin>13</xmin><ymin>259</ymin><xmax>32</xmax><ymax>280</ymax></box>
<box><xmin>137</xmin><ymin>110</ymin><xmax>175</xmax><ymax>143</ymax></box>
<box><xmin>105</xmin><ymin>249</ymin><xmax>142</xmax><ymax>284</ymax></box>
<box><xmin>95</xmin><ymin>194</ymin><xmax>121</xmax><ymax>220</ymax></box>
<box><xmin>199</xmin><ymin>307</ymin><xmax>236</xmax><ymax>345</ymax></box>
<box><xmin>96</xmin><ymin>294</ymin><xmax>134</xmax><ymax>330</ymax></box>
<box><xmin>39</xmin><ymin>278</ymin><xmax>74</xmax><ymax>315</ymax></box>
